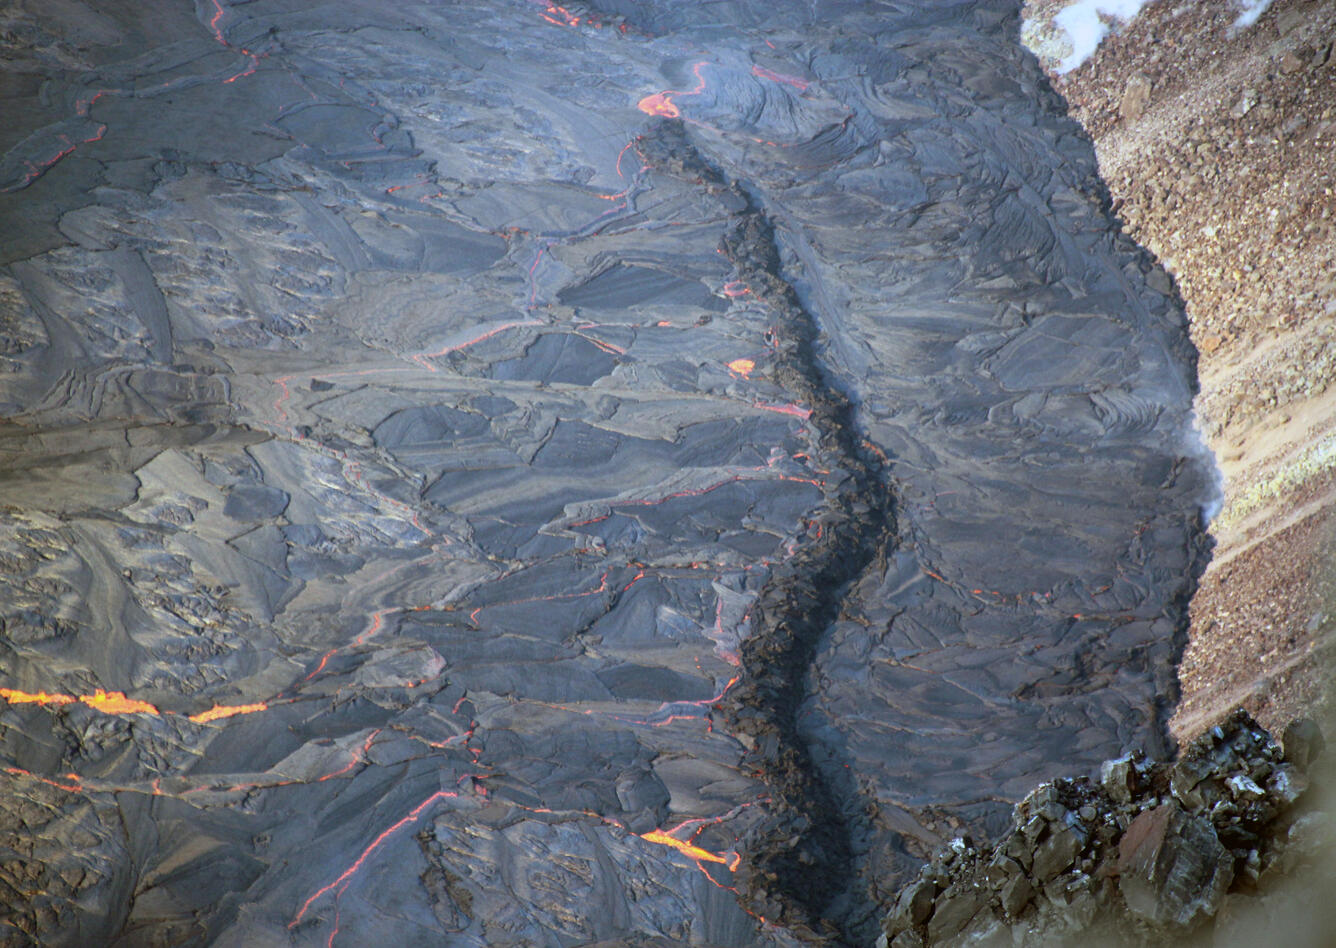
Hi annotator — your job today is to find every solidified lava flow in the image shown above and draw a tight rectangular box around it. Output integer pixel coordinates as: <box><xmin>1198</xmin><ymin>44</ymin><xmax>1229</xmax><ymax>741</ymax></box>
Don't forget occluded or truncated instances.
<box><xmin>0</xmin><ymin>1</ymin><xmax>1211</xmax><ymax>946</ymax></box>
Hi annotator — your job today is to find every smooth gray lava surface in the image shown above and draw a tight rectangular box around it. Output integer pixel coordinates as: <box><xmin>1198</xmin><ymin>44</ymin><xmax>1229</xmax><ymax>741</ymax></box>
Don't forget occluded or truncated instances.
<box><xmin>0</xmin><ymin>0</ymin><xmax>1213</xmax><ymax>944</ymax></box>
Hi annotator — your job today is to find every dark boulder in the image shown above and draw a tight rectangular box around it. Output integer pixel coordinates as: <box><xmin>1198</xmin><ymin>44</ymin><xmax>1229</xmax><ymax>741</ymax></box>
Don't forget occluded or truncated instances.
<box><xmin>881</xmin><ymin>710</ymin><xmax>1324</xmax><ymax>946</ymax></box>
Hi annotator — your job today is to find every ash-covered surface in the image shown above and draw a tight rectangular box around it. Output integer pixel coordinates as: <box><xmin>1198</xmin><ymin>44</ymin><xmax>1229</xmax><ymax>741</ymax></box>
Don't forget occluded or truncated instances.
<box><xmin>0</xmin><ymin>0</ymin><xmax>1212</xmax><ymax>945</ymax></box>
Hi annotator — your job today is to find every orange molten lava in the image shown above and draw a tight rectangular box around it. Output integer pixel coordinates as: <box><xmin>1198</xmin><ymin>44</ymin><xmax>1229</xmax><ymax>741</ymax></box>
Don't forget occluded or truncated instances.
<box><xmin>1</xmin><ymin>687</ymin><xmax>160</xmax><ymax>716</ymax></box>
<box><xmin>638</xmin><ymin>62</ymin><xmax>710</xmax><ymax>120</ymax></box>
<box><xmin>0</xmin><ymin>688</ymin><xmax>76</xmax><ymax>706</ymax></box>
<box><xmin>640</xmin><ymin>829</ymin><xmax>731</xmax><ymax>865</ymax></box>
<box><xmin>540</xmin><ymin>2</ymin><xmax>581</xmax><ymax>26</ymax></box>
<box><xmin>755</xmin><ymin>401</ymin><xmax>812</xmax><ymax>419</ymax></box>
<box><xmin>83</xmin><ymin>689</ymin><xmax>159</xmax><ymax>715</ymax></box>
<box><xmin>637</xmin><ymin>92</ymin><xmax>680</xmax><ymax>118</ymax></box>
<box><xmin>189</xmin><ymin>702</ymin><xmax>269</xmax><ymax>724</ymax></box>
<box><xmin>750</xmin><ymin>64</ymin><xmax>810</xmax><ymax>91</ymax></box>
<box><xmin>290</xmin><ymin>789</ymin><xmax>459</xmax><ymax>926</ymax></box>
<box><xmin>726</xmin><ymin>358</ymin><xmax>755</xmax><ymax>377</ymax></box>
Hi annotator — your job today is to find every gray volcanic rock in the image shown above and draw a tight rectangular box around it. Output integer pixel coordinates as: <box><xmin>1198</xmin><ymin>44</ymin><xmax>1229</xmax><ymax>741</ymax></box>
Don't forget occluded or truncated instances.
<box><xmin>0</xmin><ymin>0</ymin><xmax>1212</xmax><ymax>945</ymax></box>
<box><xmin>1117</xmin><ymin>803</ymin><xmax>1232</xmax><ymax>927</ymax></box>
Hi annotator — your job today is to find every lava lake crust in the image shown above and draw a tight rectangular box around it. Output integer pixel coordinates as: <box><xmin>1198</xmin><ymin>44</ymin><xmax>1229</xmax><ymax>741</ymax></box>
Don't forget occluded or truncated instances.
<box><xmin>0</xmin><ymin>0</ymin><xmax>1214</xmax><ymax>944</ymax></box>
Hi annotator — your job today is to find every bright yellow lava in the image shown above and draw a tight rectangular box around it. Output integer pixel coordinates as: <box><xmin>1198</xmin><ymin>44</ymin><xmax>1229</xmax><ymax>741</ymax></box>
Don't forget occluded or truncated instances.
<box><xmin>189</xmin><ymin>702</ymin><xmax>269</xmax><ymax>723</ymax></box>
<box><xmin>639</xmin><ymin>829</ymin><xmax>729</xmax><ymax>865</ymax></box>
<box><xmin>81</xmin><ymin>689</ymin><xmax>159</xmax><ymax>714</ymax></box>
<box><xmin>727</xmin><ymin>358</ymin><xmax>755</xmax><ymax>377</ymax></box>
<box><xmin>0</xmin><ymin>687</ymin><xmax>158</xmax><ymax>715</ymax></box>
<box><xmin>1</xmin><ymin>689</ymin><xmax>272</xmax><ymax>721</ymax></box>
<box><xmin>0</xmin><ymin>688</ymin><xmax>75</xmax><ymax>706</ymax></box>
<box><xmin>637</xmin><ymin>93</ymin><xmax>680</xmax><ymax>118</ymax></box>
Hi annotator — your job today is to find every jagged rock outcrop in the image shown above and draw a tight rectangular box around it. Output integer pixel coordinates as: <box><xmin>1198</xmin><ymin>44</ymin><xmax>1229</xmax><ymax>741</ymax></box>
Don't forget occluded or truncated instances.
<box><xmin>883</xmin><ymin>711</ymin><xmax>1328</xmax><ymax>946</ymax></box>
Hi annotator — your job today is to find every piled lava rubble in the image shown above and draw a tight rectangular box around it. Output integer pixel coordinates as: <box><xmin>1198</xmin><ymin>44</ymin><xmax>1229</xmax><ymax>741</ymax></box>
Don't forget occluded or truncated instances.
<box><xmin>881</xmin><ymin>710</ymin><xmax>1328</xmax><ymax>946</ymax></box>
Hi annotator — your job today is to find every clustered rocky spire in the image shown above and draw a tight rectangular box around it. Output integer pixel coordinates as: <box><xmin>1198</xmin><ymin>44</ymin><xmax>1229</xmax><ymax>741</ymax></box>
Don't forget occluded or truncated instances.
<box><xmin>883</xmin><ymin>710</ymin><xmax>1327</xmax><ymax>946</ymax></box>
